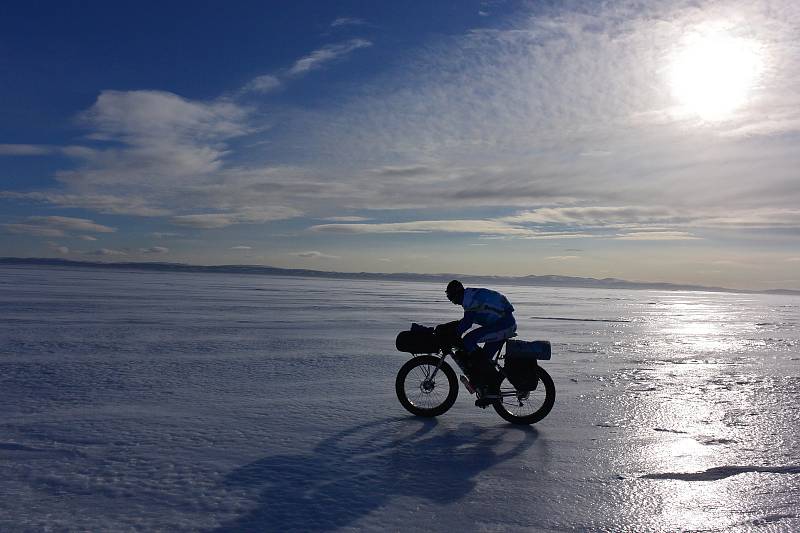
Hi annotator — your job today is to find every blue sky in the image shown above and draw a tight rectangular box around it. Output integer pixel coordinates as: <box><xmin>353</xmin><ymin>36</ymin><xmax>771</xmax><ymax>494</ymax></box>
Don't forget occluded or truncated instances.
<box><xmin>1</xmin><ymin>0</ymin><xmax>799</xmax><ymax>290</ymax></box>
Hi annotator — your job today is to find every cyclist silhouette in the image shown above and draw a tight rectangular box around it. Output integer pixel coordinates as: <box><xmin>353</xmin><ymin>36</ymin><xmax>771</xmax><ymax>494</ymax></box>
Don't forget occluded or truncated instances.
<box><xmin>445</xmin><ymin>280</ymin><xmax>517</xmax><ymax>406</ymax></box>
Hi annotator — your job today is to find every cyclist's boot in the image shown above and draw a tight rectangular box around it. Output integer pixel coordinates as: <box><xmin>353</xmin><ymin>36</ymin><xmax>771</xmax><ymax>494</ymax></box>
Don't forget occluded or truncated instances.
<box><xmin>472</xmin><ymin>352</ymin><xmax>501</xmax><ymax>408</ymax></box>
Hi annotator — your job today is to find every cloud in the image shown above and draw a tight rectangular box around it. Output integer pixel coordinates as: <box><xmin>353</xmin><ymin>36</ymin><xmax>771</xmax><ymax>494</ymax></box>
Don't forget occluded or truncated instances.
<box><xmin>80</xmin><ymin>235</ymin><xmax>97</xmax><ymax>241</ymax></box>
<box><xmin>292</xmin><ymin>251</ymin><xmax>340</xmax><ymax>259</ymax></box>
<box><xmin>370</xmin><ymin>165</ymin><xmax>433</xmax><ymax>177</ymax></box>
<box><xmin>240</xmin><ymin>74</ymin><xmax>281</xmax><ymax>94</ymax></box>
<box><xmin>170</xmin><ymin>206</ymin><xmax>301</xmax><ymax>229</ymax></box>
<box><xmin>579</xmin><ymin>150</ymin><xmax>613</xmax><ymax>157</ymax></box>
<box><xmin>275</xmin><ymin>1</ymin><xmax>800</xmax><ymax>222</ymax></box>
<box><xmin>0</xmin><ymin>191</ymin><xmax>171</xmax><ymax>216</ymax></box>
<box><xmin>59</xmin><ymin>90</ymin><xmax>249</xmax><ymax>192</ymax></box>
<box><xmin>321</xmin><ymin>216</ymin><xmax>371</xmax><ymax>222</ymax></box>
<box><xmin>2</xmin><ymin>216</ymin><xmax>115</xmax><ymax>237</ymax></box>
<box><xmin>310</xmin><ymin>218</ymin><xmax>599</xmax><ymax>239</ymax></box>
<box><xmin>0</xmin><ymin>144</ymin><xmax>54</xmax><ymax>156</ymax></box>
<box><xmin>86</xmin><ymin>248</ymin><xmax>127</xmax><ymax>256</ymax></box>
<box><xmin>170</xmin><ymin>214</ymin><xmax>238</xmax><ymax>229</ymax></box>
<box><xmin>288</xmin><ymin>39</ymin><xmax>371</xmax><ymax>76</ymax></box>
<box><xmin>231</xmin><ymin>245</ymin><xmax>252</xmax><ymax>250</ymax></box>
<box><xmin>28</xmin><ymin>216</ymin><xmax>115</xmax><ymax>233</ymax></box>
<box><xmin>331</xmin><ymin>17</ymin><xmax>365</xmax><ymax>28</ymax></box>
<box><xmin>46</xmin><ymin>242</ymin><xmax>70</xmax><ymax>254</ymax></box>
<box><xmin>545</xmin><ymin>255</ymin><xmax>580</xmax><ymax>260</ymax></box>
<box><xmin>310</xmin><ymin>219</ymin><xmax>535</xmax><ymax>236</ymax></box>
<box><xmin>140</xmin><ymin>246</ymin><xmax>169</xmax><ymax>254</ymax></box>
<box><xmin>79</xmin><ymin>90</ymin><xmax>249</xmax><ymax>144</ymax></box>
<box><xmin>3</xmin><ymin>223</ymin><xmax>65</xmax><ymax>237</ymax></box>
<box><xmin>614</xmin><ymin>231</ymin><xmax>701</xmax><ymax>241</ymax></box>
<box><xmin>238</xmin><ymin>36</ymin><xmax>370</xmax><ymax>96</ymax></box>
<box><xmin>1</xmin><ymin>91</ymin><xmax>301</xmax><ymax>226</ymax></box>
<box><xmin>502</xmin><ymin>206</ymin><xmax>688</xmax><ymax>228</ymax></box>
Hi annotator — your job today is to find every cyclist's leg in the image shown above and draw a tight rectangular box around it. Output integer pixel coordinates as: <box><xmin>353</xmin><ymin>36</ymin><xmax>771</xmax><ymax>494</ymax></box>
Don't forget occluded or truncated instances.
<box><xmin>464</xmin><ymin>319</ymin><xmax>515</xmax><ymax>355</ymax></box>
<box><xmin>464</xmin><ymin>320</ymin><xmax>515</xmax><ymax>393</ymax></box>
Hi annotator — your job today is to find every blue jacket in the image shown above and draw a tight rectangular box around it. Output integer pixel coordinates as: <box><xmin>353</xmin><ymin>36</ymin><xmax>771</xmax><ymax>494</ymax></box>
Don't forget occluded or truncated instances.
<box><xmin>457</xmin><ymin>287</ymin><xmax>515</xmax><ymax>335</ymax></box>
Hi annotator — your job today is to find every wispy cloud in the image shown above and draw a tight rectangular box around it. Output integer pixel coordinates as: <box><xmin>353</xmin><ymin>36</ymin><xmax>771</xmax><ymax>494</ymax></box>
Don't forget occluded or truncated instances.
<box><xmin>86</xmin><ymin>248</ymin><xmax>127</xmax><ymax>256</ymax></box>
<box><xmin>30</xmin><ymin>216</ymin><xmax>115</xmax><ymax>233</ymax></box>
<box><xmin>292</xmin><ymin>250</ymin><xmax>340</xmax><ymax>259</ymax></box>
<box><xmin>240</xmin><ymin>74</ymin><xmax>281</xmax><ymax>94</ymax></box>
<box><xmin>502</xmin><ymin>206</ymin><xmax>686</xmax><ymax>227</ymax></box>
<box><xmin>310</xmin><ymin>218</ymin><xmax>596</xmax><ymax>239</ymax></box>
<box><xmin>140</xmin><ymin>246</ymin><xmax>169</xmax><ymax>254</ymax></box>
<box><xmin>3</xmin><ymin>223</ymin><xmax>65</xmax><ymax>237</ymax></box>
<box><xmin>310</xmin><ymin>219</ymin><xmax>534</xmax><ymax>236</ymax></box>
<box><xmin>46</xmin><ymin>242</ymin><xmax>70</xmax><ymax>254</ymax></box>
<box><xmin>321</xmin><ymin>216</ymin><xmax>371</xmax><ymax>222</ymax></box>
<box><xmin>0</xmin><ymin>191</ymin><xmax>171</xmax><ymax>216</ymax></box>
<box><xmin>614</xmin><ymin>231</ymin><xmax>701</xmax><ymax>241</ymax></box>
<box><xmin>238</xmin><ymin>36</ymin><xmax>370</xmax><ymax>97</ymax></box>
<box><xmin>2</xmin><ymin>216</ymin><xmax>115</xmax><ymax>237</ymax></box>
<box><xmin>0</xmin><ymin>144</ymin><xmax>55</xmax><ymax>156</ymax></box>
<box><xmin>288</xmin><ymin>39</ymin><xmax>371</xmax><ymax>76</ymax></box>
<box><xmin>331</xmin><ymin>17</ymin><xmax>365</xmax><ymax>28</ymax></box>
<box><xmin>170</xmin><ymin>207</ymin><xmax>301</xmax><ymax>229</ymax></box>
<box><xmin>231</xmin><ymin>245</ymin><xmax>252</xmax><ymax>250</ymax></box>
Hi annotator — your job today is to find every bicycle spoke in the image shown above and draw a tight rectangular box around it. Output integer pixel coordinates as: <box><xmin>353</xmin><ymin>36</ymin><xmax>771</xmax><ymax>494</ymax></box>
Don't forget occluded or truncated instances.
<box><xmin>404</xmin><ymin>363</ymin><xmax>448</xmax><ymax>409</ymax></box>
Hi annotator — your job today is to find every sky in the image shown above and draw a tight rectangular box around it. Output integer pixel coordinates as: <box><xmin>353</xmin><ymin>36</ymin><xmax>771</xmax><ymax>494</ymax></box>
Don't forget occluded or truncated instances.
<box><xmin>1</xmin><ymin>0</ymin><xmax>799</xmax><ymax>290</ymax></box>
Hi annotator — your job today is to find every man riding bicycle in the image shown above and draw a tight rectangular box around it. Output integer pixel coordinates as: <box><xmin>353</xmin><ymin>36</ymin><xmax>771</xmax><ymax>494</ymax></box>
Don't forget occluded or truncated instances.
<box><xmin>445</xmin><ymin>279</ymin><xmax>517</xmax><ymax>407</ymax></box>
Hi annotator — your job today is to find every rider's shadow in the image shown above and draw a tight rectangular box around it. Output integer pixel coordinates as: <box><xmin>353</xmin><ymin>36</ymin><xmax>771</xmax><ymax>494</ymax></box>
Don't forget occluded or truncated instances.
<box><xmin>213</xmin><ymin>417</ymin><xmax>539</xmax><ymax>532</ymax></box>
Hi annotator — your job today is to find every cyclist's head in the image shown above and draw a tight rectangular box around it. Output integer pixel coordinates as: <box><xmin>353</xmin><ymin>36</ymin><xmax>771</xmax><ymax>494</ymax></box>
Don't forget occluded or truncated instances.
<box><xmin>446</xmin><ymin>279</ymin><xmax>464</xmax><ymax>305</ymax></box>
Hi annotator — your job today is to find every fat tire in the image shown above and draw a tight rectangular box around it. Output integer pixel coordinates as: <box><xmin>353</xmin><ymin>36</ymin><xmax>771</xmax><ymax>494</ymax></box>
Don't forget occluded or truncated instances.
<box><xmin>395</xmin><ymin>355</ymin><xmax>459</xmax><ymax>417</ymax></box>
<box><xmin>493</xmin><ymin>366</ymin><xmax>556</xmax><ymax>425</ymax></box>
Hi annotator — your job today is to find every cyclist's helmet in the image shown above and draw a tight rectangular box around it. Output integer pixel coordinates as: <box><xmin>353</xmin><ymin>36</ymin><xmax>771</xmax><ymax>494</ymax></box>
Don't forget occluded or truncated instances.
<box><xmin>446</xmin><ymin>279</ymin><xmax>464</xmax><ymax>304</ymax></box>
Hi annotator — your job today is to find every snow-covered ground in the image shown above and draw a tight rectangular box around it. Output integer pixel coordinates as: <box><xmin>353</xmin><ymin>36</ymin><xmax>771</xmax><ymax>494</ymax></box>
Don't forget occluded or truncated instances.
<box><xmin>1</xmin><ymin>265</ymin><xmax>798</xmax><ymax>531</ymax></box>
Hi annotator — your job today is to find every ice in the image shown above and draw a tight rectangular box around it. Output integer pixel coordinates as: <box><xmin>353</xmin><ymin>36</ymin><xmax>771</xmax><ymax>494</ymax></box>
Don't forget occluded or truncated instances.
<box><xmin>1</xmin><ymin>264</ymin><xmax>799</xmax><ymax>531</ymax></box>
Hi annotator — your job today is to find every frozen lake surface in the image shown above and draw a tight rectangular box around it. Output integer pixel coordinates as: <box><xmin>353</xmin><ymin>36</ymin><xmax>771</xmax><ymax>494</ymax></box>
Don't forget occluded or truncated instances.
<box><xmin>1</xmin><ymin>265</ymin><xmax>799</xmax><ymax>531</ymax></box>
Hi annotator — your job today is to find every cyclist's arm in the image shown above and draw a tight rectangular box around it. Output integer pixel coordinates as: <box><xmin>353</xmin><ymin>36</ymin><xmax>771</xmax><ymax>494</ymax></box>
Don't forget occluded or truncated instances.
<box><xmin>456</xmin><ymin>311</ymin><xmax>475</xmax><ymax>336</ymax></box>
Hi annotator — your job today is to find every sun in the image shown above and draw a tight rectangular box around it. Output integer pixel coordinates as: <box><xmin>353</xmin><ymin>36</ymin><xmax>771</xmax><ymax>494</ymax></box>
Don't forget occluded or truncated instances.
<box><xmin>668</xmin><ymin>27</ymin><xmax>763</xmax><ymax>121</ymax></box>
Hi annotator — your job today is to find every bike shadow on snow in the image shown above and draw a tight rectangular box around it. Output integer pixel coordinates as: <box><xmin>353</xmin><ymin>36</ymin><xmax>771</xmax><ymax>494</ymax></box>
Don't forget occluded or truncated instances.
<box><xmin>213</xmin><ymin>416</ymin><xmax>540</xmax><ymax>532</ymax></box>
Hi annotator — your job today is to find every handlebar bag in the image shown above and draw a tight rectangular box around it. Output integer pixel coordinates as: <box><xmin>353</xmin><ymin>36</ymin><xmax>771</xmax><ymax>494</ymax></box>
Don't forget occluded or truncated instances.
<box><xmin>395</xmin><ymin>323</ymin><xmax>439</xmax><ymax>353</ymax></box>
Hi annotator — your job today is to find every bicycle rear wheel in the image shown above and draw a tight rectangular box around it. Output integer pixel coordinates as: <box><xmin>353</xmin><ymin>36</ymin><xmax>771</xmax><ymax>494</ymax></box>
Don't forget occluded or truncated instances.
<box><xmin>395</xmin><ymin>355</ymin><xmax>459</xmax><ymax>417</ymax></box>
<box><xmin>493</xmin><ymin>366</ymin><xmax>555</xmax><ymax>424</ymax></box>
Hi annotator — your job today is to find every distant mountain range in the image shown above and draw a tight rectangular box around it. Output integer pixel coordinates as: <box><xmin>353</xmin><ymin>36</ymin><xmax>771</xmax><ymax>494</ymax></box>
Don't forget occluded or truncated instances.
<box><xmin>2</xmin><ymin>257</ymin><xmax>799</xmax><ymax>296</ymax></box>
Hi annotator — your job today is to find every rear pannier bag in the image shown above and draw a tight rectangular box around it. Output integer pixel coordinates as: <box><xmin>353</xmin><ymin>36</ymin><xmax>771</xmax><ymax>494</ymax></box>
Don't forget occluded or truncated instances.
<box><xmin>505</xmin><ymin>339</ymin><xmax>551</xmax><ymax>360</ymax></box>
<box><xmin>503</xmin><ymin>340</ymin><xmax>551</xmax><ymax>391</ymax></box>
<box><xmin>395</xmin><ymin>323</ymin><xmax>440</xmax><ymax>354</ymax></box>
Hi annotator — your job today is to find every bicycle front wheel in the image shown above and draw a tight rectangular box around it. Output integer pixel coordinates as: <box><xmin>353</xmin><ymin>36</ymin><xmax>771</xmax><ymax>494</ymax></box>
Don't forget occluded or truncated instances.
<box><xmin>493</xmin><ymin>366</ymin><xmax>555</xmax><ymax>425</ymax></box>
<box><xmin>395</xmin><ymin>355</ymin><xmax>459</xmax><ymax>417</ymax></box>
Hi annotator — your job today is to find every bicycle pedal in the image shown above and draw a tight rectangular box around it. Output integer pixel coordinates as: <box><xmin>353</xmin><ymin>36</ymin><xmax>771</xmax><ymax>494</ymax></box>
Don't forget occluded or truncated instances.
<box><xmin>474</xmin><ymin>398</ymin><xmax>493</xmax><ymax>408</ymax></box>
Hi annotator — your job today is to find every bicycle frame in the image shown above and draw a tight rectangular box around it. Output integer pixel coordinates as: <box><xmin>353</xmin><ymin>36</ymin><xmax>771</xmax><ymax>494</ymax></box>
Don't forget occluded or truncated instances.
<box><xmin>418</xmin><ymin>340</ymin><xmax>526</xmax><ymax>398</ymax></box>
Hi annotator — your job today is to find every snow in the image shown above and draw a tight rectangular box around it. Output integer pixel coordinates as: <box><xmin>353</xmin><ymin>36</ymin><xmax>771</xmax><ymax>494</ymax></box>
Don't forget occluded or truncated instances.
<box><xmin>1</xmin><ymin>265</ymin><xmax>799</xmax><ymax>531</ymax></box>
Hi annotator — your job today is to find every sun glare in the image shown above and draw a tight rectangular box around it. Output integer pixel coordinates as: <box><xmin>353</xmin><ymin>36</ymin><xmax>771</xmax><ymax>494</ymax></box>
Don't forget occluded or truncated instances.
<box><xmin>668</xmin><ymin>27</ymin><xmax>763</xmax><ymax>121</ymax></box>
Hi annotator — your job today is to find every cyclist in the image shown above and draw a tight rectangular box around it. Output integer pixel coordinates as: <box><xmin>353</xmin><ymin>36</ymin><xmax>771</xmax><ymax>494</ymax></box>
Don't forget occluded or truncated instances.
<box><xmin>445</xmin><ymin>279</ymin><xmax>517</xmax><ymax>406</ymax></box>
